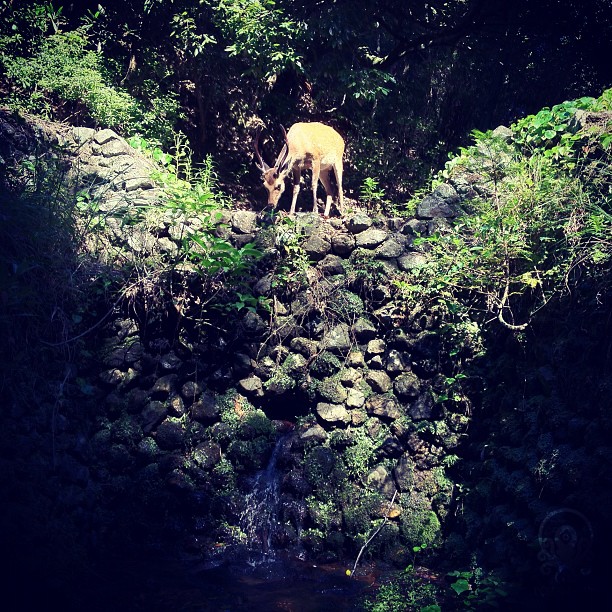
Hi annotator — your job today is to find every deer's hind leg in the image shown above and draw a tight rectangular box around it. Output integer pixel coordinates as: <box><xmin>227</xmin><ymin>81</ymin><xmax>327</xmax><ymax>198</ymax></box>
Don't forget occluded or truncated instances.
<box><xmin>334</xmin><ymin>162</ymin><xmax>344</xmax><ymax>214</ymax></box>
<box><xmin>310</xmin><ymin>158</ymin><xmax>322</xmax><ymax>213</ymax></box>
<box><xmin>319</xmin><ymin>168</ymin><xmax>335</xmax><ymax>217</ymax></box>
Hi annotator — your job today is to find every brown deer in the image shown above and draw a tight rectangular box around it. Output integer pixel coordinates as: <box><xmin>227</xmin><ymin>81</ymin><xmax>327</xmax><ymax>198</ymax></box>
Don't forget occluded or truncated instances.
<box><xmin>254</xmin><ymin>122</ymin><xmax>345</xmax><ymax>217</ymax></box>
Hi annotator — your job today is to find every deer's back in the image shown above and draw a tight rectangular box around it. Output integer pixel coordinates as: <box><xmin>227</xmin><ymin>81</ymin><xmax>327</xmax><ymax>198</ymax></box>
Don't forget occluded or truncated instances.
<box><xmin>287</xmin><ymin>122</ymin><xmax>344</xmax><ymax>166</ymax></box>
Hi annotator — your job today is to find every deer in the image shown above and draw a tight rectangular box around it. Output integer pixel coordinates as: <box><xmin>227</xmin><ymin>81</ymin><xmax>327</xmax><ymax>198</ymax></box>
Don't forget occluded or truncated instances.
<box><xmin>254</xmin><ymin>122</ymin><xmax>345</xmax><ymax>217</ymax></box>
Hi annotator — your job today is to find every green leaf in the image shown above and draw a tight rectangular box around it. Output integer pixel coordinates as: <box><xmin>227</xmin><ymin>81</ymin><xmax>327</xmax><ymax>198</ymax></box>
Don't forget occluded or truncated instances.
<box><xmin>601</xmin><ymin>133</ymin><xmax>612</xmax><ymax>149</ymax></box>
<box><xmin>451</xmin><ymin>578</ymin><xmax>471</xmax><ymax>595</ymax></box>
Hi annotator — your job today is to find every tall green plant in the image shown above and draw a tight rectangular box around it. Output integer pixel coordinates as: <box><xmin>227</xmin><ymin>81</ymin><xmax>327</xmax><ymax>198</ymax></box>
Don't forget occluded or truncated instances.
<box><xmin>0</xmin><ymin>2</ymin><xmax>179</xmax><ymax>143</ymax></box>
<box><xmin>128</xmin><ymin>136</ymin><xmax>264</xmax><ymax>312</ymax></box>
<box><xmin>214</xmin><ymin>0</ymin><xmax>305</xmax><ymax>80</ymax></box>
<box><xmin>405</xmin><ymin>89</ymin><xmax>612</xmax><ymax>333</ymax></box>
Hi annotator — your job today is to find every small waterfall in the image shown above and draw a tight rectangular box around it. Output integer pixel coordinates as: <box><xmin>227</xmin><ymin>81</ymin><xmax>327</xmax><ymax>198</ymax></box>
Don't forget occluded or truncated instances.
<box><xmin>240</xmin><ymin>435</ymin><xmax>286</xmax><ymax>558</ymax></box>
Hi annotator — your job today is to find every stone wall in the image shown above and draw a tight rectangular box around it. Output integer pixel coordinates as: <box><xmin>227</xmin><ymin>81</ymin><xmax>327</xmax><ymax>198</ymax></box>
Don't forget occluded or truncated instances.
<box><xmin>75</xmin><ymin>135</ymin><xmax>472</xmax><ymax>562</ymax></box>
<box><xmin>1</xmin><ymin>110</ymin><xmax>472</xmax><ymax>566</ymax></box>
<box><xmin>3</xmin><ymin>109</ymin><xmax>611</xmax><ymax>607</ymax></box>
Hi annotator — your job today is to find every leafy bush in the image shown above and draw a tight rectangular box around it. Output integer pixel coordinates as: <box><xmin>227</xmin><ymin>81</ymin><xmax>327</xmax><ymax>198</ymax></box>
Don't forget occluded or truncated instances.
<box><xmin>447</xmin><ymin>568</ymin><xmax>509</xmax><ymax>610</ymax></box>
<box><xmin>0</xmin><ymin>126</ymin><xmax>104</xmax><ymax>404</ymax></box>
<box><xmin>0</xmin><ymin>3</ymin><xmax>179</xmax><ymax>144</ymax></box>
<box><xmin>127</xmin><ymin>135</ymin><xmax>264</xmax><ymax>313</ymax></box>
<box><xmin>3</xmin><ymin>30</ymin><xmax>128</xmax><ymax>123</ymax></box>
<box><xmin>213</xmin><ymin>0</ymin><xmax>305</xmax><ymax>79</ymax></box>
<box><xmin>360</xmin><ymin>176</ymin><xmax>388</xmax><ymax>213</ymax></box>
<box><xmin>402</xmin><ymin>89</ymin><xmax>612</xmax><ymax>334</ymax></box>
<box><xmin>361</xmin><ymin>565</ymin><xmax>441</xmax><ymax>612</ymax></box>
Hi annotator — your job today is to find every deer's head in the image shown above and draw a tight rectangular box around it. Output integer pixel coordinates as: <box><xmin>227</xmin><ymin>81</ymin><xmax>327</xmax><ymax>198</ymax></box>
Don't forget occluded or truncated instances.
<box><xmin>254</xmin><ymin>127</ymin><xmax>292</xmax><ymax>207</ymax></box>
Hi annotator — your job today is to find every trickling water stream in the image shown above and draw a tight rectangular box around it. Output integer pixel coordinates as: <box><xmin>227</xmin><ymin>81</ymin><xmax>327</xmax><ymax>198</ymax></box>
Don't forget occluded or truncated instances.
<box><xmin>240</xmin><ymin>435</ymin><xmax>287</xmax><ymax>558</ymax></box>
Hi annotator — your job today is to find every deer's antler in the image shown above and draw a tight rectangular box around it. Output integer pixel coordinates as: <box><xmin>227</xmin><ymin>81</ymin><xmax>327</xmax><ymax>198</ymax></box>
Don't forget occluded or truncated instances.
<box><xmin>253</xmin><ymin>129</ymin><xmax>270</xmax><ymax>172</ymax></box>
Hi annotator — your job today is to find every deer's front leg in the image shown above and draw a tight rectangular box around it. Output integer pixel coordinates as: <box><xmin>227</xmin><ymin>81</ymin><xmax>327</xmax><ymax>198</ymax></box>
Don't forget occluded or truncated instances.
<box><xmin>290</xmin><ymin>167</ymin><xmax>301</xmax><ymax>215</ymax></box>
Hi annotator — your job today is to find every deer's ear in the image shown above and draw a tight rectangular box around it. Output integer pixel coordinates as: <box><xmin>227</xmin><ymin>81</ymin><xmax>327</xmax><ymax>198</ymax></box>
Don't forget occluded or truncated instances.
<box><xmin>278</xmin><ymin>159</ymin><xmax>290</xmax><ymax>175</ymax></box>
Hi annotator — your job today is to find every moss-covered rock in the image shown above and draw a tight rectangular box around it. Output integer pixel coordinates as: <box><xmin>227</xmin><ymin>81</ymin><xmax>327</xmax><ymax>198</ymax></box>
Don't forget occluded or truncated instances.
<box><xmin>304</xmin><ymin>446</ymin><xmax>337</xmax><ymax>485</ymax></box>
<box><xmin>399</xmin><ymin>492</ymin><xmax>441</xmax><ymax>548</ymax></box>
<box><xmin>311</xmin><ymin>351</ymin><xmax>343</xmax><ymax>377</ymax></box>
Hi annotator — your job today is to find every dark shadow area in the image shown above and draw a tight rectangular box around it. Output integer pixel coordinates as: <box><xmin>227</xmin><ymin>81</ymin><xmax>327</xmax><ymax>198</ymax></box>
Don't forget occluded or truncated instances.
<box><xmin>259</xmin><ymin>390</ymin><xmax>312</xmax><ymax>422</ymax></box>
<box><xmin>446</xmin><ymin>277</ymin><xmax>612</xmax><ymax>607</ymax></box>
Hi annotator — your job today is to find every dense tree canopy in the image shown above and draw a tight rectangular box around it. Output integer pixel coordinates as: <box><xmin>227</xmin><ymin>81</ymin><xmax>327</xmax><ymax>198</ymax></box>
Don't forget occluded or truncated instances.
<box><xmin>1</xmin><ymin>0</ymin><xmax>612</xmax><ymax>198</ymax></box>
<box><xmin>2</xmin><ymin>0</ymin><xmax>610</xmax><ymax>199</ymax></box>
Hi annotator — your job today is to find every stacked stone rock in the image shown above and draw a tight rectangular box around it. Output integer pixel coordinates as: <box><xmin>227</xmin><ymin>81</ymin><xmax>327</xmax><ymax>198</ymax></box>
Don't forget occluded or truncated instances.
<box><xmin>92</xmin><ymin>201</ymin><xmax>470</xmax><ymax>556</ymax></box>
<box><xmin>0</xmin><ymin>114</ymin><xmax>471</xmax><ymax>559</ymax></box>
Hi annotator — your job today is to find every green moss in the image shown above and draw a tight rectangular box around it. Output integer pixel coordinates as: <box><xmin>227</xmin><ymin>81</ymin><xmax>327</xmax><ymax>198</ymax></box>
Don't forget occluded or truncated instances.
<box><xmin>328</xmin><ymin>429</ymin><xmax>353</xmax><ymax>448</ymax></box>
<box><xmin>311</xmin><ymin>351</ymin><xmax>342</xmax><ymax>377</ymax></box>
<box><xmin>301</xmin><ymin>528</ymin><xmax>325</xmax><ymax>554</ymax></box>
<box><xmin>137</xmin><ymin>436</ymin><xmax>160</xmax><ymax>461</ymax></box>
<box><xmin>241</xmin><ymin>409</ymin><xmax>275</xmax><ymax>439</ymax></box>
<box><xmin>399</xmin><ymin>493</ymin><xmax>441</xmax><ymax>548</ymax></box>
<box><xmin>226</xmin><ymin>435</ymin><xmax>274</xmax><ymax>472</ymax></box>
<box><xmin>110</xmin><ymin>414</ymin><xmax>142</xmax><ymax>447</ymax></box>
<box><xmin>433</xmin><ymin>420</ymin><xmax>461</xmax><ymax>449</ymax></box>
<box><xmin>212</xmin><ymin>390</ymin><xmax>276</xmax><ymax>473</ymax></box>
<box><xmin>317</xmin><ymin>374</ymin><xmax>348</xmax><ymax>403</ymax></box>
<box><xmin>282</xmin><ymin>352</ymin><xmax>308</xmax><ymax>375</ymax></box>
<box><xmin>304</xmin><ymin>446</ymin><xmax>338</xmax><ymax>485</ymax></box>
<box><xmin>264</xmin><ymin>369</ymin><xmax>296</xmax><ymax>394</ymax></box>
<box><xmin>358</xmin><ymin>378</ymin><xmax>374</xmax><ymax>399</ymax></box>
<box><xmin>342</xmin><ymin>427</ymin><xmax>376</xmax><ymax>479</ymax></box>
<box><xmin>361</xmin><ymin>565</ymin><xmax>441</xmax><ymax>611</ymax></box>
<box><xmin>306</xmin><ymin>495</ymin><xmax>340</xmax><ymax>531</ymax></box>
<box><xmin>211</xmin><ymin>457</ymin><xmax>236</xmax><ymax>493</ymax></box>
<box><xmin>328</xmin><ymin>288</ymin><xmax>365</xmax><ymax>323</ymax></box>
<box><xmin>342</xmin><ymin>486</ymin><xmax>383</xmax><ymax>541</ymax></box>
<box><xmin>217</xmin><ymin>389</ymin><xmax>242</xmax><ymax>431</ymax></box>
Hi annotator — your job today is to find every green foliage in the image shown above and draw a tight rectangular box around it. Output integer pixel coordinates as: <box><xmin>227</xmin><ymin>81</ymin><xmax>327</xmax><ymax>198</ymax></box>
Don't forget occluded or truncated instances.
<box><xmin>361</xmin><ymin>565</ymin><xmax>441</xmax><ymax>612</ymax></box>
<box><xmin>361</xmin><ymin>562</ymin><xmax>508</xmax><ymax>611</ymax></box>
<box><xmin>342</xmin><ymin>487</ymin><xmax>387</xmax><ymax>544</ymax></box>
<box><xmin>267</xmin><ymin>216</ymin><xmax>312</xmax><ymax>293</ymax></box>
<box><xmin>513</xmin><ymin>97</ymin><xmax>596</xmax><ymax>150</ymax></box>
<box><xmin>3</xmin><ymin>0</ymin><xmax>610</xmax><ymax>197</ymax></box>
<box><xmin>347</xmin><ymin>68</ymin><xmax>396</xmax><ymax>102</ymax></box>
<box><xmin>446</xmin><ymin>568</ymin><xmax>508</xmax><ymax>610</ymax></box>
<box><xmin>213</xmin><ymin>0</ymin><xmax>304</xmax><ymax>80</ymax></box>
<box><xmin>327</xmin><ymin>288</ymin><xmax>365</xmax><ymax>323</ymax></box>
<box><xmin>129</xmin><ymin>135</ymin><xmax>264</xmax><ymax>312</ymax></box>
<box><xmin>310</xmin><ymin>351</ymin><xmax>343</xmax><ymax>377</ymax></box>
<box><xmin>342</xmin><ymin>428</ymin><xmax>376</xmax><ymax>479</ymax></box>
<box><xmin>0</xmin><ymin>139</ymin><xmax>94</xmax><ymax>402</ymax></box>
<box><xmin>212</xmin><ymin>457</ymin><xmax>236</xmax><ymax>492</ymax></box>
<box><xmin>305</xmin><ymin>495</ymin><xmax>338</xmax><ymax>532</ymax></box>
<box><xmin>215</xmin><ymin>391</ymin><xmax>275</xmax><ymax>471</ymax></box>
<box><xmin>0</xmin><ymin>1</ymin><xmax>65</xmax><ymax>55</ymax></box>
<box><xmin>340</xmin><ymin>423</ymin><xmax>392</xmax><ymax>481</ymax></box>
<box><xmin>360</xmin><ymin>177</ymin><xmax>388</xmax><ymax>213</ymax></box>
<box><xmin>0</xmin><ymin>2</ymin><xmax>179</xmax><ymax>143</ymax></box>
<box><xmin>170</xmin><ymin>10</ymin><xmax>216</xmax><ymax>59</ymax></box>
<box><xmin>403</xmin><ymin>89</ymin><xmax>612</xmax><ymax>337</ymax></box>
<box><xmin>399</xmin><ymin>493</ymin><xmax>442</xmax><ymax>550</ymax></box>
<box><xmin>304</xmin><ymin>445</ymin><xmax>338</xmax><ymax>485</ymax></box>
<box><xmin>3</xmin><ymin>30</ymin><xmax>130</xmax><ymax>125</ymax></box>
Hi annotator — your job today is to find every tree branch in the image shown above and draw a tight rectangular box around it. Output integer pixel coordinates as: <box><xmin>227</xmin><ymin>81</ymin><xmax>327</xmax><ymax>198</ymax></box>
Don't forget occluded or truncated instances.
<box><xmin>350</xmin><ymin>489</ymin><xmax>398</xmax><ymax>579</ymax></box>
